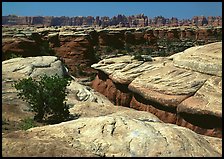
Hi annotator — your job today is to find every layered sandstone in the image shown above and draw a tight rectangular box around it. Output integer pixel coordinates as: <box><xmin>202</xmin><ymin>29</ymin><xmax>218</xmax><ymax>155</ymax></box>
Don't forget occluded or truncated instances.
<box><xmin>3</xmin><ymin>110</ymin><xmax>222</xmax><ymax>157</ymax></box>
<box><xmin>2</xmin><ymin>26</ymin><xmax>222</xmax><ymax>81</ymax></box>
<box><xmin>91</xmin><ymin>42</ymin><xmax>222</xmax><ymax>138</ymax></box>
<box><xmin>3</xmin><ymin>55</ymin><xmax>222</xmax><ymax>157</ymax></box>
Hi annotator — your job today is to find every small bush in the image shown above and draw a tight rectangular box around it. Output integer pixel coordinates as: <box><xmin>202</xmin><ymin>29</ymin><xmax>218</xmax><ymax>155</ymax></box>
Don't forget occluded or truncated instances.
<box><xmin>20</xmin><ymin>117</ymin><xmax>37</xmax><ymax>130</ymax></box>
<box><xmin>13</xmin><ymin>74</ymin><xmax>72</xmax><ymax>123</ymax></box>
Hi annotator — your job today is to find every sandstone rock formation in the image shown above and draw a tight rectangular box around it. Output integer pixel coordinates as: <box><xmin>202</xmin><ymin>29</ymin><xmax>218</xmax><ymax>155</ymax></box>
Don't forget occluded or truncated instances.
<box><xmin>2</xmin><ymin>56</ymin><xmax>67</xmax><ymax>124</ymax></box>
<box><xmin>2</xmin><ymin>55</ymin><xmax>222</xmax><ymax>157</ymax></box>
<box><xmin>53</xmin><ymin>34</ymin><xmax>98</xmax><ymax>77</ymax></box>
<box><xmin>91</xmin><ymin>42</ymin><xmax>222</xmax><ymax>138</ymax></box>
<box><xmin>2</xmin><ymin>55</ymin><xmax>112</xmax><ymax>108</ymax></box>
<box><xmin>2</xmin><ymin>25</ymin><xmax>222</xmax><ymax>81</ymax></box>
<box><xmin>173</xmin><ymin>42</ymin><xmax>222</xmax><ymax>76</ymax></box>
<box><xmin>2</xmin><ymin>56</ymin><xmax>112</xmax><ymax>134</ymax></box>
<box><xmin>2</xmin><ymin>111</ymin><xmax>222</xmax><ymax>157</ymax></box>
<box><xmin>2</xmin><ymin>56</ymin><xmax>65</xmax><ymax>79</ymax></box>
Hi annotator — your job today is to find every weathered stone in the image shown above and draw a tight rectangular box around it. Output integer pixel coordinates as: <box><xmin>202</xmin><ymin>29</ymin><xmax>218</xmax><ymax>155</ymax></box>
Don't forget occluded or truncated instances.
<box><xmin>128</xmin><ymin>65</ymin><xmax>209</xmax><ymax>108</ymax></box>
<box><xmin>53</xmin><ymin>35</ymin><xmax>97</xmax><ymax>77</ymax></box>
<box><xmin>2</xmin><ymin>56</ymin><xmax>65</xmax><ymax>79</ymax></box>
<box><xmin>2</xmin><ymin>113</ymin><xmax>221</xmax><ymax>157</ymax></box>
<box><xmin>91</xmin><ymin>42</ymin><xmax>222</xmax><ymax>138</ymax></box>
<box><xmin>91</xmin><ymin>55</ymin><xmax>133</xmax><ymax>75</ymax></box>
<box><xmin>69</xmin><ymin>101</ymin><xmax>161</xmax><ymax>122</ymax></box>
<box><xmin>177</xmin><ymin>76</ymin><xmax>222</xmax><ymax>118</ymax></box>
<box><xmin>109</xmin><ymin>57</ymin><xmax>167</xmax><ymax>84</ymax></box>
<box><xmin>91</xmin><ymin>72</ymin><xmax>132</xmax><ymax>106</ymax></box>
<box><xmin>66</xmin><ymin>79</ymin><xmax>113</xmax><ymax>107</ymax></box>
<box><xmin>173</xmin><ymin>42</ymin><xmax>222</xmax><ymax>77</ymax></box>
<box><xmin>2</xmin><ymin>54</ymin><xmax>113</xmax><ymax>109</ymax></box>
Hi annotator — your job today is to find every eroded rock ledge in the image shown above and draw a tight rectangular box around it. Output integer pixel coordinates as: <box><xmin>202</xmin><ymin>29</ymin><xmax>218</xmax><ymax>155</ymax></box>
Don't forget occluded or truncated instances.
<box><xmin>91</xmin><ymin>42</ymin><xmax>222</xmax><ymax>138</ymax></box>
<box><xmin>2</xmin><ymin>55</ymin><xmax>222</xmax><ymax>157</ymax></box>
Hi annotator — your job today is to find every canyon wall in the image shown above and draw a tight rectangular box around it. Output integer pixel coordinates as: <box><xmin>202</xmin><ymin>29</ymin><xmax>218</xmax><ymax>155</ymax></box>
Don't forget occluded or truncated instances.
<box><xmin>2</xmin><ymin>26</ymin><xmax>222</xmax><ymax>85</ymax></box>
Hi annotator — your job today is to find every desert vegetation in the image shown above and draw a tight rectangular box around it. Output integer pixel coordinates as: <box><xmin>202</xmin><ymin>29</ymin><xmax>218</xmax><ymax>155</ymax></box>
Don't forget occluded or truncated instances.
<box><xmin>13</xmin><ymin>74</ymin><xmax>72</xmax><ymax>124</ymax></box>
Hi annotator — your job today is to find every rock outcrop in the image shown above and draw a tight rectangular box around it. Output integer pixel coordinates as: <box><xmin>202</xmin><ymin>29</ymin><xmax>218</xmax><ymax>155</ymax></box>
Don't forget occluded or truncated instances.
<box><xmin>173</xmin><ymin>42</ymin><xmax>222</xmax><ymax>76</ymax></box>
<box><xmin>2</xmin><ymin>110</ymin><xmax>222</xmax><ymax>157</ymax></box>
<box><xmin>2</xmin><ymin>26</ymin><xmax>222</xmax><ymax>81</ymax></box>
<box><xmin>91</xmin><ymin>42</ymin><xmax>222</xmax><ymax>138</ymax></box>
<box><xmin>2</xmin><ymin>56</ymin><xmax>65</xmax><ymax>79</ymax></box>
<box><xmin>2</xmin><ymin>55</ymin><xmax>222</xmax><ymax>157</ymax></box>
<box><xmin>2</xmin><ymin>37</ymin><xmax>52</xmax><ymax>61</ymax></box>
<box><xmin>2</xmin><ymin>55</ymin><xmax>112</xmax><ymax>107</ymax></box>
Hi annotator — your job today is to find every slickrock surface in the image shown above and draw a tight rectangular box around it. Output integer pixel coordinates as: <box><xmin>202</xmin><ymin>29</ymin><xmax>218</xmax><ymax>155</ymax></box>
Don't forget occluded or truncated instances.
<box><xmin>2</xmin><ymin>112</ymin><xmax>221</xmax><ymax>157</ymax></box>
<box><xmin>177</xmin><ymin>76</ymin><xmax>222</xmax><ymax>117</ymax></box>
<box><xmin>91</xmin><ymin>42</ymin><xmax>222</xmax><ymax>138</ymax></box>
<box><xmin>173</xmin><ymin>42</ymin><xmax>222</xmax><ymax>76</ymax></box>
<box><xmin>2</xmin><ymin>56</ymin><xmax>65</xmax><ymax>79</ymax></box>
<box><xmin>92</xmin><ymin>56</ymin><xmax>166</xmax><ymax>85</ymax></box>
<box><xmin>2</xmin><ymin>55</ymin><xmax>222</xmax><ymax>157</ymax></box>
<box><xmin>128</xmin><ymin>65</ymin><xmax>209</xmax><ymax>108</ymax></box>
<box><xmin>2</xmin><ymin>56</ymin><xmax>66</xmax><ymax>111</ymax></box>
<box><xmin>66</xmin><ymin>79</ymin><xmax>113</xmax><ymax>107</ymax></box>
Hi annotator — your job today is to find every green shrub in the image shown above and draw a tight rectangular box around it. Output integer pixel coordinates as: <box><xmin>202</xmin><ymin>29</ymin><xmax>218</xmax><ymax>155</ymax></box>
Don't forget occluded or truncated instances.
<box><xmin>20</xmin><ymin>117</ymin><xmax>37</xmax><ymax>130</ymax></box>
<box><xmin>13</xmin><ymin>74</ymin><xmax>72</xmax><ymax>123</ymax></box>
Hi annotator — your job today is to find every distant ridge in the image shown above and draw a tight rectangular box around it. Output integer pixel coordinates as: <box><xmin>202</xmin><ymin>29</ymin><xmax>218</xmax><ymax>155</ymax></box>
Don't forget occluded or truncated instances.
<box><xmin>2</xmin><ymin>14</ymin><xmax>222</xmax><ymax>27</ymax></box>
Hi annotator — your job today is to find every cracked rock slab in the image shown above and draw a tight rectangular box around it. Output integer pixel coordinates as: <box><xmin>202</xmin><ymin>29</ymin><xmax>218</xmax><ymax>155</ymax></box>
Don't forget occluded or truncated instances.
<box><xmin>109</xmin><ymin>60</ymin><xmax>164</xmax><ymax>85</ymax></box>
<box><xmin>128</xmin><ymin>65</ymin><xmax>209</xmax><ymax>108</ymax></box>
<box><xmin>2</xmin><ymin>114</ymin><xmax>221</xmax><ymax>157</ymax></box>
<box><xmin>173</xmin><ymin>42</ymin><xmax>222</xmax><ymax>77</ymax></box>
<box><xmin>177</xmin><ymin>76</ymin><xmax>222</xmax><ymax>118</ymax></box>
<box><xmin>91</xmin><ymin>55</ymin><xmax>134</xmax><ymax>75</ymax></box>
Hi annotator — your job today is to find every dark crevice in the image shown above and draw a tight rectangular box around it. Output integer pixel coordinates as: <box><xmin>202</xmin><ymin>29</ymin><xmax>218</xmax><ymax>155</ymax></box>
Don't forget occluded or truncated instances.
<box><xmin>133</xmin><ymin>93</ymin><xmax>177</xmax><ymax>114</ymax></box>
<box><xmin>178</xmin><ymin>112</ymin><xmax>222</xmax><ymax>129</ymax></box>
<box><xmin>98</xmin><ymin>70</ymin><xmax>108</xmax><ymax>81</ymax></box>
<box><xmin>114</xmin><ymin>83</ymin><xmax>130</xmax><ymax>93</ymax></box>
